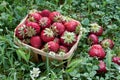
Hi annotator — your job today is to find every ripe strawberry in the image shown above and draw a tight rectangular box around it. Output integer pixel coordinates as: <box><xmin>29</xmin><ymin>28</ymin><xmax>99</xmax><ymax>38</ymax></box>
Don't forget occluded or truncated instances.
<box><xmin>26</xmin><ymin>22</ymin><xmax>40</xmax><ymax>37</ymax></box>
<box><xmin>49</xmin><ymin>11</ymin><xmax>62</xmax><ymax>22</ymax></box>
<box><xmin>90</xmin><ymin>23</ymin><xmax>103</xmax><ymax>36</ymax></box>
<box><xmin>88</xmin><ymin>34</ymin><xmax>99</xmax><ymax>45</ymax></box>
<box><xmin>53</xmin><ymin>38</ymin><xmax>60</xmax><ymax>44</ymax></box>
<box><xmin>51</xmin><ymin>22</ymin><xmax>65</xmax><ymax>35</ymax></box>
<box><xmin>112</xmin><ymin>56</ymin><xmax>120</xmax><ymax>65</ymax></box>
<box><xmin>43</xmin><ymin>41</ymin><xmax>59</xmax><ymax>52</ymax></box>
<box><xmin>30</xmin><ymin>36</ymin><xmax>42</xmax><ymax>48</ymax></box>
<box><xmin>89</xmin><ymin>44</ymin><xmax>106</xmax><ymax>59</ymax></box>
<box><xmin>40</xmin><ymin>9</ymin><xmax>51</xmax><ymax>17</ymax></box>
<box><xmin>64</xmin><ymin>20</ymin><xmax>80</xmax><ymax>32</ymax></box>
<box><xmin>40</xmin><ymin>28</ymin><xmax>55</xmax><ymax>42</ymax></box>
<box><xmin>60</xmin><ymin>31</ymin><xmax>77</xmax><ymax>47</ymax></box>
<box><xmin>39</xmin><ymin>17</ymin><xmax>51</xmax><ymax>29</ymax></box>
<box><xmin>15</xmin><ymin>24</ymin><xmax>26</xmax><ymax>40</ymax></box>
<box><xmin>97</xmin><ymin>60</ymin><xmax>107</xmax><ymax>73</ymax></box>
<box><xmin>101</xmin><ymin>39</ymin><xmax>114</xmax><ymax>49</ymax></box>
<box><xmin>59</xmin><ymin>45</ymin><xmax>68</xmax><ymax>53</ymax></box>
<box><xmin>28</xmin><ymin>11</ymin><xmax>42</xmax><ymax>23</ymax></box>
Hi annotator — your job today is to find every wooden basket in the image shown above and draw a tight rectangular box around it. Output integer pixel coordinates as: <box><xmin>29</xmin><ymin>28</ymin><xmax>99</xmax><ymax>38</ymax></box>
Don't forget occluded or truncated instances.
<box><xmin>14</xmin><ymin>14</ymin><xmax>82</xmax><ymax>61</ymax></box>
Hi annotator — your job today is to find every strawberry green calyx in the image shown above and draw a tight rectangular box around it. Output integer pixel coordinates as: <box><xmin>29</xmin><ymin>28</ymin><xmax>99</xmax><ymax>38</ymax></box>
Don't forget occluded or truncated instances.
<box><xmin>18</xmin><ymin>25</ymin><xmax>26</xmax><ymax>37</ymax></box>
<box><xmin>62</xmin><ymin>16</ymin><xmax>71</xmax><ymax>22</ymax></box>
<box><xmin>44</xmin><ymin>28</ymin><xmax>54</xmax><ymax>37</ymax></box>
<box><xmin>102</xmin><ymin>41</ymin><xmax>110</xmax><ymax>48</ymax></box>
<box><xmin>29</xmin><ymin>9</ymin><xmax>38</xmax><ymax>14</ymax></box>
<box><xmin>61</xmin><ymin>31</ymin><xmax>76</xmax><ymax>44</ymax></box>
<box><xmin>59</xmin><ymin>51</ymin><xmax>65</xmax><ymax>57</ymax></box>
<box><xmin>54</xmin><ymin>14</ymin><xmax>63</xmax><ymax>22</ymax></box>
<box><xmin>39</xmin><ymin>17</ymin><xmax>48</xmax><ymax>27</ymax></box>
<box><xmin>28</xmin><ymin>17</ymin><xmax>35</xmax><ymax>22</ymax></box>
<box><xmin>101</xmin><ymin>39</ymin><xmax>114</xmax><ymax>49</ymax></box>
<box><xmin>48</xmin><ymin>51</ymin><xmax>56</xmax><ymax>57</ymax></box>
<box><xmin>90</xmin><ymin>23</ymin><xmax>100</xmax><ymax>32</ymax></box>
<box><xmin>22</xmin><ymin>38</ymin><xmax>30</xmax><ymax>44</ymax></box>
<box><xmin>42</xmin><ymin>43</ymin><xmax>50</xmax><ymax>52</ymax></box>
<box><xmin>26</xmin><ymin>26</ymin><xmax>36</xmax><ymax>37</ymax></box>
<box><xmin>15</xmin><ymin>24</ymin><xmax>27</xmax><ymax>39</ymax></box>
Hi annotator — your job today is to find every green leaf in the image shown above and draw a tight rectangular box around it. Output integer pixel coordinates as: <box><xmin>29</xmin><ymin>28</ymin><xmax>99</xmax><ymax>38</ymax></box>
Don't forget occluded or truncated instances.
<box><xmin>66</xmin><ymin>59</ymin><xmax>82</xmax><ymax>72</ymax></box>
<box><xmin>81</xmin><ymin>18</ymin><xmax>89</xmax><ymax>26</ymax></box>
<box><xmin>16</xmin><ymin>49</ymin><xmax>30</xmax><ymax>62</ymax></box>
<box><xmin>105</xmin><ymin>49</ymin><xmax>112</xmax><ymax>69</ymax></box>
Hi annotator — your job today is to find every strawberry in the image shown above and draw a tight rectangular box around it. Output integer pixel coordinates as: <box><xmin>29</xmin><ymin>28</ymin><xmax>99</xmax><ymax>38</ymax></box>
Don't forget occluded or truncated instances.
<box><xmin>28</xmin><ymin>11</ymin><xmax>42</xmax><ymax>23</ymax></box>
<box><xmin>30</xmin><ymin>36</ymin><xmax>42</xmax><ymax>48</ymax></box>
<box><xmin>97</xmin><ymin>60</ymin><xmax>107</xmax><ymax>73</ymax></box>
<box><xmin>89</xmin><ymin>44</ymin><xmax>106</xmax><ymax>59</ymax></box>
<box><xmin>53</xmin><ymin>38</ymin><xmax>60</xmax><ymax>44</ymax></box>
<box><xmin>39</xmin><ymin>17</ymin><xmax>51</xmax><ymax>29</ymax></box>
<box><xmin>59</xmin><ymin>45</ymin><xmax>68</xmax><ymax>53</ymax></box>
<box><xmin>40</xmin><ymin>28</ymin><xmax>55</xmax><ymax>42</ymax></box>
<box><xmin>90</xmin><ymin>23</ymin><xmax>103</xmax><ymax>36</ymax></box>
<box><xmin>43</xmin><ymin>41</ymin><xmax>59</xmax><ymax>52</ymax></box>
<box><xmin>15</xmin><ymin>24</ymin><xmax>26</xmax><ymax>40</ymax></box>
<box><xmin>51</xmin><ymin>22</ymin><xmax>65</xmax><ymax>35</ymax></box>
<box><xmin>112</xmin><ymin>56</ymin><xmax>120</xmax><ymax>65</ymax></box>
<box><xmin>49</xmin><ymin>11</ymin><xmax>62</xmax><ymax>22</ymax></box>
<box><xmin>88</xmin><ymin>34</ymin><xmax>99</xmax><ymax>45</ymax></box>
<box><xmin>25</xmin><ymin>22</ymin><xmax>40</xmax><ymax>37</ymax></box>
<box><xmin>60</xmin><ymin>31</ymin><xmax>77</xmax><ymax>47</ymax></box>
<box><xmin>64</xmin><ymin>20</ymin><xmax>80</xmax><ymax>32</ymax></box>
<box><xmin>40</xmin><ymin>9</ymin><xmax>51</xmax><ymax>17</ymax></box>
<box><xmin>101</xmin><ymin>39</ymin><xmax>114</xmax><ymax>49</ymax></box>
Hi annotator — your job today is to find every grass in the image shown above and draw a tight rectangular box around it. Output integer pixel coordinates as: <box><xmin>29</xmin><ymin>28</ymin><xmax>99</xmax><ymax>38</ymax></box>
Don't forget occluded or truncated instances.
<box><xmin>0</xmin><ymin>0</ymin><xmax>120</xmax><ymax>80</ymax></box>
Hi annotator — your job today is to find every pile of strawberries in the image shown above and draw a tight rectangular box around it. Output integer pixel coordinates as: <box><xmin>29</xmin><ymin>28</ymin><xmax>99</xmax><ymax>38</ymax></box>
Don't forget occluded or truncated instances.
<box><xmin>88</xmin><ymin>23</ymin><xmax>120</xmax><ymax>73</ymax></box>
<box><xmin>15</xmin><ymin>9</ymin><xmax>81</xmax><ymax>55</ymax></box>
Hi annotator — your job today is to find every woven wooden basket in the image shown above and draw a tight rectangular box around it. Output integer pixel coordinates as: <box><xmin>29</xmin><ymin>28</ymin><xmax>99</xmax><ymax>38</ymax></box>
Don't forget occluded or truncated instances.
<box><xmin>14</xmin><ymin>14</ymin><xmax>82</xmax><ymax>61</ymax></box>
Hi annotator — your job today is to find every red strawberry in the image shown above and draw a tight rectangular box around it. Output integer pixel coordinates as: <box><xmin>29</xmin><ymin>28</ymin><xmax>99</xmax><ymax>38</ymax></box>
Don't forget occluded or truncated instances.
<box><xmin>60</xmin><ymin>31</ymin><xmax>77</xmax><ymax>47</ymax></box>
<box><xmin>15</xmin><ymin>24</ymin><xmax>26</xmax><ymax>40</ymax></box>
<box><xmin>26</xmin><ymin>22</ymin><xmax>40</xmax><ymax>37</ymax></box>
<box><xmin>112</xmin><ymin>56</ymin><xmax>120</xmax><ymax>65</ymax></box>
<box><xmin>40</xmin><ymin>28</ymin><xmax>55</xmax><ymax>42</ymax></box>
<box><xmin>97</xmin><ymin>60</ymin><xmax>107</xmax><ymax>73</ymax></box>
<box><xmin>101</xmin><ymin>39</ymin><xmax>114</xmax><ymax>49</ymax></box>
<box><xmin>49</xmin><ymin>11</ymin><xmax>62</xmax><ymax>22</ymax></box>
<box><xmin>43</xmin><ymin>41</ymin><xmax>59</xmax><ymax>52</ymax></box>
<box><xmin>40</xmin><ymin>9</ymin><xmax>51</xmax><ymax>17</ymax></box>
<box><xmin>51</xmin><ymin>22</ymin><xmax>65</xmax><ymax>35</ymax></box>
<box><xmin>30</xmin><ymin>36</ymin><xmax>42</xmax><ymax>48</ymax></box>
<box><xmin>53</xmin><ymin>38</ymin><xmax>60</xmax><ymax>44</ymax></box>
<box><xmin>88</xmin><ymin>34</ymin><xmax>99</xmax><ymax>45</ymax></box>
<box><xmin>28</xmin><ymin>12</ymin><xmax>42</xmax><ymax>23</ymax></box>
<box><xmin>59</xmin><ymin>45</ymin><xmax>68</xmax><ymax>53</ymax></box>
<box><xmin>64</xmin><ymin>20</ymin><xmax>80</xmax><ymax>32</ymax></box>
<box><xmin>90</xmin><ymin>23</ymin><xmax>103</xmax><ymax>36</ymax></box>
<box><xmin>89</xmin><ymin>44</ymin><xmax>106</xmax><ymax>59</ymax></box>
<box><xmin>39</xmin><ymin>17</ymin><xmax>51</xmax><ymax>29</ymax></box>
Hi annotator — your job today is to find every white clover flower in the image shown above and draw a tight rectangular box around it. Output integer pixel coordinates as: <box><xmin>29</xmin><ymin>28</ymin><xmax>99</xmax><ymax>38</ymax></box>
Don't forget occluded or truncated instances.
<box><xmin>48</xmin><ymin>51</ymin><xmax>56</xmax><ymax>57</ymax></box>
<box><xmin>30</xmin><ymin>67</ymin><xmax>41</xmax><ymax>80</ymax></box>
